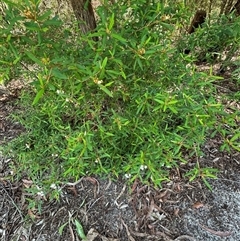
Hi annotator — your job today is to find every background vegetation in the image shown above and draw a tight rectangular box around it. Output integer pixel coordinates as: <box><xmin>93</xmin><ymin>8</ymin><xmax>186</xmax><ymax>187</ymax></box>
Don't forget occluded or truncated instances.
<box><xmin>0</xmin><ymin>0</ymin><xmax>239</xmax><ymax>198</ymax></box>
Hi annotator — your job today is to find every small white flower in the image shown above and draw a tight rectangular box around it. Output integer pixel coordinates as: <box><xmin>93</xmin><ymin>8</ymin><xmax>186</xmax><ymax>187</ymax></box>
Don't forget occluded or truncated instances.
<box><xmin>140</xmin><ymin>165</ymin><xmax>148</xmax><ymax>171</ymax></box>
<box><xmin>123</xmin><ymin>7</ymin><xmax>133</xmax><ymax>20</ymax></box>
<box><xmin>56</xmin><ymin>89</ymin><xmax>64</xmax><ymax>95</ymax></box>
<box><xmin>93</xmin><ymin>78</ymin><xmax>103</xmax><ymax>84</ymax></box>
<box><xmin>95</xmin><ymin>158</ymin><xmax>100</xmax><ymax>163</ymax></box>
<box><xmin>50</xmin><ymin>183</ymin><xmax>57</xmax><ymax>189</ymax></box>
<box><xmin>124</xmin><ymin>173</ymin><xmax>131</xmax><ymax>179</ymax></box>
<box><xmin>26</xmin><ymin>144</ymin><xmax>30</xmax><ymax>149</ymax></box>
<box><xmin>37</xmin><ymin>191</ymin><xmax>45</xmax><ymax>197</ymax></box>
<box><xmin>36</xmin><ymin>185</ymin><xmax>45</xmax><ymax>197</ymax></box>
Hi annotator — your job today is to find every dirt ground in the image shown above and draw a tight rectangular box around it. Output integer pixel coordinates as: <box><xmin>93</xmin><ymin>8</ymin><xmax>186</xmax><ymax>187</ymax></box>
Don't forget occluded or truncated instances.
<box><xmin>0</xmin><ymin>73</ymin><xmax>239</xmax><ymax>241</ymax></box>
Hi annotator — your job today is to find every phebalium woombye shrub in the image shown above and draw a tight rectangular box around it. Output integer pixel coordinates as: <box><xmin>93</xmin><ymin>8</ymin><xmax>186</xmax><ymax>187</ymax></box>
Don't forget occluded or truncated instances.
<box><xmin>1</xmin><ymin>0</ymin><xmax>237</xmax><ymax>193</ymax></box>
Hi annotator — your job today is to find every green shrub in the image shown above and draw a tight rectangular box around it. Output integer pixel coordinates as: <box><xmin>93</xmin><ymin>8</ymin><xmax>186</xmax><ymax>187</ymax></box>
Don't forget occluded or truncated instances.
<box><xmin>1</xmin><ymin>0</ymin><xmax>239</xmax><ymax>196</ymax></box>
<box><xmin>180</xmin><ymin>12</ymin><xmax>240</xmax><ymax>64</ymax></box>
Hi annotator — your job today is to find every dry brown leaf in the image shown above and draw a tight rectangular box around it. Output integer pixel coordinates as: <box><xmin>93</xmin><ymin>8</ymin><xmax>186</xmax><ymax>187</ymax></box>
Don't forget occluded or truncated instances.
<box><xmin>192</xmin><ymin>201</ymin><xmax>204</xmax><ymax>209</ymax></box>
<box><xmin>67</xmin><ymin>186</ymin><xmax>78</xmax><ymax>196</ymax></box>
<box><xmin>86</xmin><ymin>228</ymin><xmax>99</xmax><ymax>240</ymax></box>
<box><xmin>131</xmin><ymin>178</ymin><xmax>139</xmax><ymax>192</ymax></box>
<box><xmin>85</xmin><ymin>176</ymin><xmax>98</xmax><ymax>185</ymax></box>
<box><xmin>174</xmin><ymin>183</ymin><xmax>182</xmax><ymax>192</ymax></box>
<box><xmin>129</xmin><ymin>228</ymin><xmax>148</xmax><ymax>237</ymax></box>
<box><xmin>85</xmin><ymin>228</ymin><xmax>118</xmax><ymax>241</ymax></box>
<box><xmin>157</xmin><ymin>190</ymin><xmax>169</xmax><ymax>199</ymax></box>
<box><xmin>22</xmin><ymin>179</ymin><xmax>33</xmax><ymax>188</ymax></box>
<box><xmin>174</xmin><ymin>208</ymin><xmax>180</xmax><ymax>216</ymax></box>
<box><xmin>27</xmin><ymin>209</ymin><xmax>41</xmax><ymax>219</ymax></box>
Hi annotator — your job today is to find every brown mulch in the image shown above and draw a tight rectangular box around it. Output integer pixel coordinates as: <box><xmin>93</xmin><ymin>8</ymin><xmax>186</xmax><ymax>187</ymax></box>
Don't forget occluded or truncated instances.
<box><xmin>0</xmin><ymin>74</ymin><xmax>240</xmax><ymax>241</ymax></box>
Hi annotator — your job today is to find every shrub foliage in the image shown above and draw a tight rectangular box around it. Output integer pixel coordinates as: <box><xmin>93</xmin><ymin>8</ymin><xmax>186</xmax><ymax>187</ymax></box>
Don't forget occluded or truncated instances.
<box><xmin>0</xmin><ymin>0</ymin><xmax>239</xmax><ymax>193</ymax></box>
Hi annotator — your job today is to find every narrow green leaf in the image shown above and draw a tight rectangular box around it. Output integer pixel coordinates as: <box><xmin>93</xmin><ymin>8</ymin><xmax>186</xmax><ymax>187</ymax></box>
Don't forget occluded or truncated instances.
<box><xmin>105</xmin><ymin>132</ymin><xmax>114</xmax><ymax>137</ymax></box>
<box><xmin>111</xmin><ymin>33</ymin><xmax>127</xmax><ymax>42</ymax></box>
<box><xmin>105</xmin><ymin>81</ymin><xmax>114</xmax><ymax>87</ymax></box>
<box><xmin>24</xmin><ymin>21</ymin><xmax>40</xmax><ymax>31</ymax></box>
<box><xmin>101</xmin><ymin>57</ymin><xmax>108</xmax><ymax>69</ymax></box>
<box><xmin>154</xmin><ymin>99</ymin><xmax>164</xmax><ymax>105</ymax></box>
<box><xmin>75</xmin><ymin>219</ymin><xmax>86</xmax><ymax>240</ymax></box>
<box><xmin>32</xmin><ymin>88</ymin><xmax>44</xmax><ymax>105</ymax></box>
<box><xmin>145</xmin><ymin>36</ymin><xmax>152</xmax><ymax>45</ymax></box>
<box><xmin>43</xmin><ymin>18</ymin><xmax>62</xmax><ymax>27</ymax></box>
<box><xmin>13</xmin><ymin>56</ymin><xmax>21</xmax><ymax>65</ymax></box>
<box><xmin>136</xmin><ymin>58</ymin><xmax>143</xmax><ymax>70</ymax></box>
<box><xmin>37</xmin><ymin>10</ymin><xmax>52</xmax><ymax>21</ymax></box>
<box><xmin>121</xmin><ymin>71</ymin><xmax>126</xmax><ymax>79</ymax></box>
<box><xmin>99</xmin><ymin>84</ymin><xmax>113</xmax><ymax>97</ymax></box>
<box><xmin>160</xmin><ymin>22</ymin><xmax>175</xmax><ymax>30</ymax></box>
<box><xmin>8</xmin><ymin>42</ymin><xmax>18</xmax><ymax>57</ymax></box>
<box><xmin>231</xmin><ymin>144</ymin><xmax>240</xmax><ymax>152</ymax></box>
<box><xmin>202</xmin><ymin>177</ymin><xmax>213</xmax><ymax>191</ymax></box>
<box><xmin>230</xmin><ymin>132</ymin><xmax>240</xmax><ymax>142</ymax></box>
<box><xmin>106</xmin><ymin>70</ymin><xmax>121</xmax><ymax>76</ymax></box>
<box><xmin>26</xmin><ymin>52</ymin><xmax>44</xmax><ymax>67</ymax></box>
<box><xmin>168</xmin><ymin>100</ymin><xmax>178</xmax><ymax>105</ymax></box>
<box><xmin>52</xmin><ymin>68</ymin><xmax>68</xmax><ymax>79</ymax></box>
<box><xmin>108</xmin><ymin>13</ymin><xmax>115</xmax><ymax>30</ymax></box>
<box><xmin>58</xmin><ymin>222</ymin><xmax>68</xmax><ymax>235</ymax></box>
<box><xmin>169</xmin><ymin>107</ymin><xmax>178</xmax><ymax>114</ymax></box>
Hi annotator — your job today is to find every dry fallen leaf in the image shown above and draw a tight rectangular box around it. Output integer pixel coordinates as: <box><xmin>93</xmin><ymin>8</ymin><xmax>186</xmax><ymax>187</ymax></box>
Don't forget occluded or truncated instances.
<box><xmin>157</xmin><ymin>190</ymin><xmax>169</xmax><ymax>199</ymax></box>
<box><xmin>174</xmin><ymin>208</ymin><xmax>180</xmax><ymax>216</ymax></box>
<box><xmin>22</xmin><ymin>179</ymin><xmax>33</xmax><ymax>188</ymax></box>
<box><xmin>85</xmin><ymin>176</ymin><xmax>98</xmax><ymax>185</ymax></box>
<box><xmin>131</xmin><ymin>178</ymin><xmax>139</xmax><ymax>192</ymax></box>
<box><xmin>86</xmin><ymin>228</ymin><xmax>99</xmax><ymax>240</ymax></box>
<box><xmin>84</xmin><ymin>228</ymin><xmax>119</xmax><ymax>241</ymax></box>
<box><xmin>192</xmin><ymin>201</ymin><xmax>204</xmax><ymax>209</ymax></box>
<box><xmin>67</xmin><ymin>186</ymin><xmax>78</xmax><ymax>196</ymax></box>
<box><xmin>27</xmin><ymin>209</ymin><xmax>41</xmax><ymax>219</ymax></box>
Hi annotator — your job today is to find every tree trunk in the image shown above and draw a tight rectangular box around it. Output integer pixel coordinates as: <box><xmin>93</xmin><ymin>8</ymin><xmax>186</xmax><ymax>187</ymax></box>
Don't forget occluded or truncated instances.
<box><xmin>69</xmin><ymin>0</ymin><xmax>98</xmax><ymax>40</ymax></box>
<box><xmin>184</xmin><ymin>10</ymin><xmax>207</xmax><ymax>54</ymax></box>
<box><xmin>187</xmin><ymin>10</ymin><xmax>207</xmax><ymax>34</ymax></box>
<box><xmin>230</xmin><ymin>0</ymin><xmax>240</xmax><ymax>15</ymax></box>
<box><xmin>224</xmin><ymin>0</ymin><xmax>235</xmax><ymax>14</ymax></box>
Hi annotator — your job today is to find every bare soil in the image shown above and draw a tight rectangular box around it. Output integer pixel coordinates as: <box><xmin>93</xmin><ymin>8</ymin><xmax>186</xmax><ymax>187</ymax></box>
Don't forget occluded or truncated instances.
<box><xmin>0</xmin><ymin>74</ymin><xmax>239</xmax><ymax>241</ymax></box>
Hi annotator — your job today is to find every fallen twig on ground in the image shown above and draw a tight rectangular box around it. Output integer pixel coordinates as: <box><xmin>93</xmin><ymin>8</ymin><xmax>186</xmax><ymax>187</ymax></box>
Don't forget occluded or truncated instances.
<box><xmin>199</xmin><ymin>223</ymin><xmax>232</xmax><ymax>237</ymax></box>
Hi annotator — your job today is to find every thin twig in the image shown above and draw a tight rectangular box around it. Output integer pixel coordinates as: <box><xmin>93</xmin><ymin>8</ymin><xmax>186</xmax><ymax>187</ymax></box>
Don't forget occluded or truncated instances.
<box><xmin>121</xmin><ymin>218</ymin><xmax>135</xmax><ymax>241</ymax></box>
<box><xmin>199</xmin><ymin>223</ymin><xmax>232</xmax><ymax>237</ymax></box>
<box><xmin>114</xmin><ymin>184</ymin><xmax>126</xmax><ymax>207</ymax></box>
<box><xmin>173</xmin><ymin>235</ymin><xmax>197</xmax><ymax>241</ymax></box>
<box><xmin>65</xmin><ymin>177</ymin><xmax>84</xmax><ymax>186</ymax></box>
<box><xmin>0</xmin><ymin>183</ymin><xmax>24</xmax><ymax>220</ymax></box>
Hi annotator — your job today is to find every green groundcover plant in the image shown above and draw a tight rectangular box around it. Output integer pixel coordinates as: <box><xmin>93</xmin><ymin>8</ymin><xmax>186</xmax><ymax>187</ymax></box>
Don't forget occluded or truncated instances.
<box><xmin>0</xmin><ymin>0</ymin><xmax>239</xmax><ymax>197</ymax></box>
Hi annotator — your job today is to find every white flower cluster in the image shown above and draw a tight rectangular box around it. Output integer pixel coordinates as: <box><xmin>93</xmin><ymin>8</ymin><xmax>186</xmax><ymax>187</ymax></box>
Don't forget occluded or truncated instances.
<box><xmin>56</xmin><ymin>89</ymin><xmax>64</xmax><ymax>95</ymax></box>
<box><xmin>124</xmin><ymin>173</ymin><xmax>131</xmax><ymax>179</ymax></box>
<box><xmin>140</xmin><ymin>165</ymin><xmax>147</xmax><ymax>171</ymax></box>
